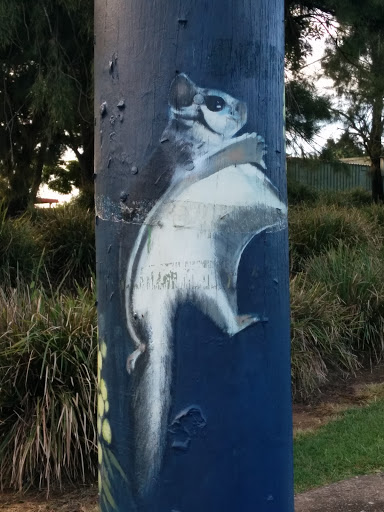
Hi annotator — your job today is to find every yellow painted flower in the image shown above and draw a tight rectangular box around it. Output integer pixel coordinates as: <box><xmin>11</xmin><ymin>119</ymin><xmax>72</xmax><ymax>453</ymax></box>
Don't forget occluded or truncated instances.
<box><xmin>100</xmin><ymin>378</ymin><xmax>108</xmax><ymax>401</ymax></box>
<box><xmin>98</xmin><ymin>393</ymin><xmax>105</xmax><ymax>417</ymax></box>
<box><xmin>102</xmin><ymin>418</ymin><xmax>112</xmax><ymax>444</ymax></box>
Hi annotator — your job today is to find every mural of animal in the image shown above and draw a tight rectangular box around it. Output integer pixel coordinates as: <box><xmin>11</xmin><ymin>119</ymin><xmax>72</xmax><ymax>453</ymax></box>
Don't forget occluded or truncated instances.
<box><xmin>125</xmin><ymin>73</ymin><xmax>287</xmax><ymax>497</ymax></box>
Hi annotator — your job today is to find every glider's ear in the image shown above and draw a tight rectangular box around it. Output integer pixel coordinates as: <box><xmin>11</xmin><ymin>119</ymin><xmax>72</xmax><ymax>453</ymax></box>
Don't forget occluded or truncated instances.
<box><xmin>169</xmin><ymin>74</ymin><xmax>197</xmax><ymax>109</ymax></box>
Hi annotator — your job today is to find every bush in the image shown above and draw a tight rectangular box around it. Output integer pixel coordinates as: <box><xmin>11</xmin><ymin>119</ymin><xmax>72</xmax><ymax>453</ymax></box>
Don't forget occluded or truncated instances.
<box><xmin>289</xmin><ymin>204</ymin><xmax>378</xmax><ymax>273</ymax></box>
<box><xmin>306</xmin><ymin>245</ymin><xmax>384</xmax><ymax>363</ymax></box>
<box><xmin>361</xmin><ymin>203</ymin><xmax>384</xmax><ymax>238</ymax></box>
<box><xmin>0</xmin><ymin>283</ymin><xmax>97</xmax><ymax>491</ymax></box>
<box><xmin>320</xmin><ymin>187</ymin><xmax>372</xmax><ymax>207</ymax></box>
<box><xmin>287</xmin><ymin>178</ymin><xmax>319</xmax><ymax>206</ymax></box>
<box><xmin>35</xmin><ymin>205</ymin><xmax>95</xmax><ymax>289</ymax></box>
<box><xmin>0</xmin><ymin>207</ymin><xmax>43</xmax><ymax>286</ymax></box>
<box><xmin>290</xmin><ymin>274</ymin><xmax>359</xmax><ymax>400</ymax></box>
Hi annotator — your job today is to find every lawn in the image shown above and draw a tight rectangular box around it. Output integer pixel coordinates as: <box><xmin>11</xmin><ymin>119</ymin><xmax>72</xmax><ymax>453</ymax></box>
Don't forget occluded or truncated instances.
<box><xmin>294</xmin><ymin>396</ymin><xmax>384</xmax><ymax>492</ymax></box>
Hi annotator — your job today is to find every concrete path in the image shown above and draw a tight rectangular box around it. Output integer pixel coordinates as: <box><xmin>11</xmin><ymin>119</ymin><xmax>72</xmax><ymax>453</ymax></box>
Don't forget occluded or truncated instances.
<box><xmin>295</xmin><ymin>474</ymin><xmax>384</xmax><ymax>512</ymax></box>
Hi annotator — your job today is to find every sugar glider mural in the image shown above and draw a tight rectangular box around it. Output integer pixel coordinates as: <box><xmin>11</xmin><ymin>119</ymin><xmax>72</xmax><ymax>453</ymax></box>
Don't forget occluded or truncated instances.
<box><xmin>125</xmin><ymin>74</ymin><xmax>287</xmax><ymax>496</ymax></box>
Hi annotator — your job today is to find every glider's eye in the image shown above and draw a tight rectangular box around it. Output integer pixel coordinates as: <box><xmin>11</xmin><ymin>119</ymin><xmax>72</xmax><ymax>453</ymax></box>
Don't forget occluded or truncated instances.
<box><xmin>205</xmin><ymin>95</ymin><xmax>226</xmax><ymax>112</ymax></box>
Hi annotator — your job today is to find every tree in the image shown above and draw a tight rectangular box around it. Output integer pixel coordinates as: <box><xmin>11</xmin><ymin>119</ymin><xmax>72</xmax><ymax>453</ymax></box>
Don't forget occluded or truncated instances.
<box><xmin>285</xmin><ymin>0</ymin><xmax>336</xmax><ymax>73</ymax></box>
<box><xmin>284</xmin><ymin>0</ymin><xmax>336</xmax><ymax>152</ymax></box>
<box><xmin>322</xmin><ymin>0</ymin><xmax>384</xmax><ymax>201</ymax></box>
<box><xmin>320</xmin><ymin>131</ymin><xmax>365</xmax><ymax>160</ymax></box>
<box><xmin>285</xmin><ymin>78</ymin><xmax>333</xmax><ymax>153</ymax></box>
<box><xmin>0</xmin><ymin>0</ymin><xmax>94</xmax><ymax>213</ymax></box>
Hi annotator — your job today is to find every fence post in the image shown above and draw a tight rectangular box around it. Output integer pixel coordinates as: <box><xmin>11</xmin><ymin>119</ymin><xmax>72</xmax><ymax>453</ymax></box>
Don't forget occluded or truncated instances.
<box><xmin>94</xmin><ymin>1</ymin><xmax>293</xmax><ymax>510</ymax></box>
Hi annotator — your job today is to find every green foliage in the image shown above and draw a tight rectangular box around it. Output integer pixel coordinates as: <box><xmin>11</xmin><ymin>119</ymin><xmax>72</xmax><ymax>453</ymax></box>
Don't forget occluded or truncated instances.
<box><xmin>43</xmin><ymin>160</ymin><xmax>82</xmax><ymax>195</ymax></box>
<box><xmin>0</xmin><ymin>205</ymin><xmax>44</xmax><ymax>285</ymax></box>
<box><xmin>294</xmin><ymin>399</ymin><xmax>384</xmax><ymax>492</ymax></box>
<box><xmin>320</xmin><ymin>188</ymin><xmax>372</xmax><ymax>207</ymax></box>
<box><xmin>289</xmin><ymin>204</ymin><xmax>376</xmax><ymax>272</ymax></box>
<box><xmin>320</xmin><ymin>131</ymin><xmax>365</xmax><ymax>161</ymax></box>
<box><xmin>307</xmin><ymin>246</ymin><xmax>384</xmax><ymax>361</ymax></box>
<box><xmin>0</xmin><ymin>0</ymin><xmax>94</xmax><ymax>213</ymax></box>
<box><xmin>285</xmin><ymin>79</ymin><xmax>333</xmax><ymax>149</ymax></box>
<box><xmin>287</xmin><ymin>177</ymin><xmax>319</xmax><ymax>205</ymax></box>
<box><xmin>290</xmin><ymin>274</ymin><xmax>359</xmax><ymax>400</ymax></box>
<box><xmin>0</xmin><ymin>204</ymin><xmax>95</xmax><ymax>291</ymax></box>
<box><xmin>285</xmin><ymin>1</ymin><xmax>336</xmax><ymax>72</ymax></box>
<box><xmin>361</xmin><ymin>203</ymin><xmax>384</xmax><ymax>236</ymax></box>
<box><xmin>34</xmin><ymin>205</ymin><xmax>95</xmax><ymax>289</ymax></box>
<box><xmin>322</xmin><ymin>0</ymin><xmax>384</xmax><ymax>200</ymax></box>
<box><xmin>290</xmin><ymin>196</ymin><xmax>384</xmax><ymax>398</ymax></box>
<box><xmin>0</xmin><ymin>283</ymin><xmax>97</xmax><ymax>491</ymax></box>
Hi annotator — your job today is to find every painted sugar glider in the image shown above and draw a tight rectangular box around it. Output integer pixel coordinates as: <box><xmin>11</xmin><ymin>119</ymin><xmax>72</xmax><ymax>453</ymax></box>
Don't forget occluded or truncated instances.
<box><xmin>125</xmin><ymin>73</ymin><xmax>287</xmax><ymax>496</ymax></box>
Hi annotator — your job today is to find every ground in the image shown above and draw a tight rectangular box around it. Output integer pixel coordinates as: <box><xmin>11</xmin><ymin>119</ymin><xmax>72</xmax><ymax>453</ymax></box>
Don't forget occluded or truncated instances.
<box><xmin>0</xmin><ymin>487</ymin><xmax>98</xmax><ymax>512</ymax></box>
<box><xmin>1</xmin><ymin>366</ymin><xmax>383</xmax><ymax>511</ymax></box>
<box><xmin>295</xmin><ymin>474</ymin><xmax>384</xmax><ymax>512</ymax></box>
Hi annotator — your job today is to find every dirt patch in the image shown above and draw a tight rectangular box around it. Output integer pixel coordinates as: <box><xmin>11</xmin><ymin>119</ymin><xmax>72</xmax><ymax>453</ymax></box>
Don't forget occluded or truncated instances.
<box><xmin>0</xmin><ymin>487</ymin><xmax>98</xmax><ymax>512</ymax></box>
<box><xmin>293</xmin><ymin>364</ymin><xmax>384</xmax><ymax>434</ymax></box>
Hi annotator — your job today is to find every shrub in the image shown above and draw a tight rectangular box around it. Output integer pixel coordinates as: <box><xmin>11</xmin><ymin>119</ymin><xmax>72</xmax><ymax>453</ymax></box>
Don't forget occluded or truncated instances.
<box><xmin>0</xmin><ymin>283</ymin><xmax>97</xmax><ymax>491</ymax></box>
<box><xmin>320</xmin><ymin>188</ymin><xmax>372</xmax><ymax>207</ymax></box>
<box><xmin>0</xmin><ymin>207</ymin><xmax>43</xmax><ymax>286</ymax></box>
<box><xmin>287</xmin><ymin>178</ymin><xmax>318</xmax><ymax>206</ymax></box>
<box><xmin>289</xmin><ymin>204</ymin><xmax>378</xmax><ymax>273</ymax></box>
<box><xmin>35</xmin><ymin>205</ymin><xmax>95</xmax><ymax>289</ymax></box>
<box><xmin>361</xmin><ymin>203</ymin><xmax>384</xmax><ymax>238</ymax></box>
<box><xmin>306</xmin><ymin>245</ymin><xmax>384</xmax><ymax>362</ymax></box>
<box><xmin>290</xmin><ymin>274</ymin><xmax>359</xmax><ymax>400</ymax></box>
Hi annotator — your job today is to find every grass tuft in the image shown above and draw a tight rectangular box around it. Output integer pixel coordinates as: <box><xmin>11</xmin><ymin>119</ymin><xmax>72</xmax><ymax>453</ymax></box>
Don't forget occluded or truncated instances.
<box><xmin>0</xmin><ymin>283</ymin><xmax>97</xmax><ymax>492</ymax></box>
<box><xmin>0</xmin><ymin>208</ymin><xmax>44</xmax><ymax>286</ymax></box>
<box><xmin>290</xmin><ymin>274</ymin><xmax>359</xmax><ymax>400</ymax></box>
<box><xmin>289</xmin><ymin>205</ymin><xmax>377</xmax><ymax>273</ymax></box>
<box><xmin>306</xmin><ymin>245</ymin><xmax>384</xmax><ymax>362</ymax></box>
<box><xmin>35</xmin><ymin>205</ymin><xmax>95</xmax><ymax>290</ymax></box>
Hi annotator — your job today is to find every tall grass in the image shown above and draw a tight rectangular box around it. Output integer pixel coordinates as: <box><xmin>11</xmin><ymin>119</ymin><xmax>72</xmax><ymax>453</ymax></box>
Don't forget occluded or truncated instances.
<box><xmin>306</xmin><ymin>245</ymin><xmax>384</xmax><ymax>362</ymax></box>
<box><xmin>320</xmin><ymin>187</ymin><xmax>372</xmax><ymax>208</ymax></box>
<box><xmin>289</xmin><ymin>205</ymin><xmax>378</xmax><ymax>273</ymax></box>
<box><xmin>290</xmin><ymin>275</ymin><xmax>359</xmax><ymax>400</ymax></box>
<box><xmin>34</xmin><ymin>205</ymin><xmax>95</xmax><ymax>289</ymax></box>
<box><xmin>287</xmin><ymin>179</ymin><xmax>319</xmax><ymax>206</ymax></box>
<box><xmin>0</xmin><ymin>204</ymin><xmax>95</xmax><ymax>290</ymax></box>
<box><xmin>0</xmin><ymin>282</ymin><xmax>97</xmax><ymax>492</ymax></box>
<box><xmin>0</xmin><ymin>206</ymin><xmax>44</xmax><ymax>285</ymax></box>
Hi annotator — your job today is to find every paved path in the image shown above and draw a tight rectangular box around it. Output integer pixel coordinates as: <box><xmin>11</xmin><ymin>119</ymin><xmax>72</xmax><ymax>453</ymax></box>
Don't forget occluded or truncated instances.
<box><xmin>295</xmin><ymin>474</ymin><xmax>384</xmax><ymax>512</ymax></box>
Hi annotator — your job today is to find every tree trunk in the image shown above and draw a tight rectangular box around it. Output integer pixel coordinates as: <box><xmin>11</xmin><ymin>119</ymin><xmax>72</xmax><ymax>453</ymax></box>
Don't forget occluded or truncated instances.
<box><xmin>94</xmin><ymin>1</ymin><xmax>293</xmax><ymax>510</ymax></box>
<box><xmin>369</xmin><ymin>40</ymin><xmax>384</xmax><ymax>203</ymax></box>
<box><xmin>371</xmin><ymin>159</ymin><xmax>383</xmax><ymax>203</ymax></box>
<box><xmin>29</xmin><ymin>143</ymin><xmax>47</xmax><ymax>205</ymax></box>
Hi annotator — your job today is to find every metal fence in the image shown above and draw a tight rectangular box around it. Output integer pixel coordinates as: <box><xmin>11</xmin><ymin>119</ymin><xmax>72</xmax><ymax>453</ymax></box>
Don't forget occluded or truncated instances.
<box><xmin>287</xmin><ymin>158</ymin><xmax>372</xmax><ymax>192</ymax></box>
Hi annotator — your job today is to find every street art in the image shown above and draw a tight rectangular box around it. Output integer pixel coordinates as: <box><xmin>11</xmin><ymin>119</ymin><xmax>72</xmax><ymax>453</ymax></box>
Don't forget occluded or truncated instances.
<box><xmin>98</xmin><ymin>340</ymin><xmax>128</xmax><ymax>510</ymax></box>
<box><xmin>125</xmin><ymin>73</ymin><xmax>287</xmax><ymax>497</ymax></box>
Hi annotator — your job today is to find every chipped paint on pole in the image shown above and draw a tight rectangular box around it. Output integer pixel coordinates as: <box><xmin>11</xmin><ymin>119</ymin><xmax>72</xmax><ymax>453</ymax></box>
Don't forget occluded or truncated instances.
<box><xmin>94</xmin><ymin>1</ymin><xmax>293</xmax><ymax>511</ymax></box>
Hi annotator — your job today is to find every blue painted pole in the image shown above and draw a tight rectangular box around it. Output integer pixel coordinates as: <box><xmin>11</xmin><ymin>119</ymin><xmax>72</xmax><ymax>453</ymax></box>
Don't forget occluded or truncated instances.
<box><xmin>94</xmin><ymin>1</ymin><xmax>293</xmax><ymax>510</ymax></box>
